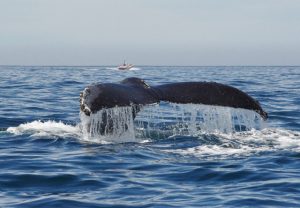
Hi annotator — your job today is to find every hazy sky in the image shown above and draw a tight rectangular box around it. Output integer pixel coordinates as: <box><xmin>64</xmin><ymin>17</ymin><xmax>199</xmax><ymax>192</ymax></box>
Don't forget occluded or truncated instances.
<box><xmin>0</xmin><ymin>0</ymin><xmax>299</xmax><ymax>65</ymax></box>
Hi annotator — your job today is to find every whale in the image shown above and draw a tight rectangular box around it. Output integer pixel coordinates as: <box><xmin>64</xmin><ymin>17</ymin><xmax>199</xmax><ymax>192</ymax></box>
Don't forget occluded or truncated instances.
<box><xmin>80</xmin><ymin>77</ymin><xmax>268</xmax><ymax>121</ymax></box>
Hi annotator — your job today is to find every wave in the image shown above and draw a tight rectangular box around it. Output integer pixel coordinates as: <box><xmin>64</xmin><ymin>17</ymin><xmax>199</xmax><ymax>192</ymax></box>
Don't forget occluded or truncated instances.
<box><xmin>165</xmin><ymin>128</ymin><xmax>300</xmax><ymax>158</ymax></box>
<box><xmin>6</xmin><ymin>120</ymin><xmax>81</xmax><ymax>138</ymax></box>
<box><xmin>6</xmin><ymin>118</ymin><xmax>143</xmax><ymax>144</ymax></box>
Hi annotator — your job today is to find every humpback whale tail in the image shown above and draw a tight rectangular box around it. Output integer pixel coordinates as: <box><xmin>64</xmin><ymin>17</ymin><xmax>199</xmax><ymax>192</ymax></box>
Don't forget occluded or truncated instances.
<box><xmin>80</xmin><ymin>77</ymin><xmax>268</xmax><ymax>136</ymax></box>
<box><xmin>80</xmin><ymin>77</ymin><xmax>268</xmax><ymax>120</ymax></box>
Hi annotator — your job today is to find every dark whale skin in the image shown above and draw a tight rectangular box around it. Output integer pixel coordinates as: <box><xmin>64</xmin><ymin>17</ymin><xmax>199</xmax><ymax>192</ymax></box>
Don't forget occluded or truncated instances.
<box><xmin>80</xmin><ymin>77</ymin><xmax>268</xmax><ymax>120</ymax></box>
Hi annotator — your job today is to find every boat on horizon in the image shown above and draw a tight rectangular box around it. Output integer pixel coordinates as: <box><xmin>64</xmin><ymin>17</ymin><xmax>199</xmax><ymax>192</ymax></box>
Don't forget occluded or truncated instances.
<box><xmin>118</xmin><ymin>60</ymin><xmax>133</xmax><ymax>70</ymax></box>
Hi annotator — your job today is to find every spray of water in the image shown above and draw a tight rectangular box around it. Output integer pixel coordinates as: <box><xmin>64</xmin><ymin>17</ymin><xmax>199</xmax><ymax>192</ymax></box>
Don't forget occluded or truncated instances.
<box><xmin>79</xmin><ymin>103</ymin><xmax>265</xmax><ymax>142</ymax></box>
<box><xmin>80</xmin><ymin>106</ymin><xmax>138</xmax><ymax>143</ymax></box>
<box><xmin>134</xmin><ymin>103</ymin><xmax>265</xmax><ymax>138</ymax></box>
<box><xmin>6</xmin><ymin>104</ymin><xmax>300</xmax><ymax>157</ymax></box>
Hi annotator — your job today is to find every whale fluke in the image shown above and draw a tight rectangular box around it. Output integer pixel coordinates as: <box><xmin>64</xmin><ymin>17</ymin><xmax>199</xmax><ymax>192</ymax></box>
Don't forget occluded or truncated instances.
<box><xmin>80</xmin><ymin>77</ymin><xmax>268</xmax><ymax>120</ymax></box>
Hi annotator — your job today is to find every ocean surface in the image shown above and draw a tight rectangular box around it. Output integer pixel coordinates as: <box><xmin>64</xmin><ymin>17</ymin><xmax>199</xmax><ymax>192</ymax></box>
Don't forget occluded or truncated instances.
<box><xmin>0</xmin><ymin>66</ymin><xmax>299</xmax><ymax>207</ymax></box>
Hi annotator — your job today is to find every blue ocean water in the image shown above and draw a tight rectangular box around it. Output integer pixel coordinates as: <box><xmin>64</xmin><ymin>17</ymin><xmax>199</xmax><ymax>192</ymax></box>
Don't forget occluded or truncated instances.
<box><xmin>0</xmin><ymin>66</ymin><xmax>299</xmax><ymax>207</ymax></box>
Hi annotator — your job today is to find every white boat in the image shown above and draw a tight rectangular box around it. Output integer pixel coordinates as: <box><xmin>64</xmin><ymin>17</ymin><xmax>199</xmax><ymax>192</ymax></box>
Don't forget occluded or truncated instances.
<box><xmin>118</xmin><ymin>61</ymin><xmax>133</xmax><ymax>70</ymax></box>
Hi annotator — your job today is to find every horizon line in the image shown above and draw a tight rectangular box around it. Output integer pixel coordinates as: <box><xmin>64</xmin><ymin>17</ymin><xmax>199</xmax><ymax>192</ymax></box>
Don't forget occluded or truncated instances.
<box><xmin>1</xmin><ymin>64</ymin><xmax>300</xmax><ymax>67</ymax></box>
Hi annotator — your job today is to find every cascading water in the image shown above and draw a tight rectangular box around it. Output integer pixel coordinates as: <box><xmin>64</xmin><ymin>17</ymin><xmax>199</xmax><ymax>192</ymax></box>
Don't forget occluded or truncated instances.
<box><xmin>134</xmin><ymin>103</ymin><xmax>265</xmax><ymax>139</ymax></box>
<box><xmin>80</xmin><ymin>106</ymin><xmax>137</xmax><ymax>143</ymax></box>
<box><xmin>80</xmin><ymin>102</ymin><xmax>265</xmax><ymax>142</ymax></box>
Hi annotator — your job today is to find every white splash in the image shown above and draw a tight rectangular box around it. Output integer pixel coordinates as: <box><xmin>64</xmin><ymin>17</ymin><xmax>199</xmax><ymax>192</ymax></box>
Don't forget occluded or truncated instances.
<box><xmin>79</xmin><ymin>103</ymin><xmax>266</xmax><ymax>143</ymax></box>
<box><xmin>7</xmin><ymin>120</ymin><xmax>81</xmax><ymax>138</ymax></box>
<box><xmin>80</xmin><ymin>106</ymin><xmax>138</xmax><ymax>143</ymax></box>
<box><xmin>5</xmin><ymin>106</ymin><xmax>300</xmax><ymax>158</ymax></box>
<box><xmin>164</xmin><ymin>128</ymin><xmax>300</xmax><ymax>158</ymax></box>
<box><xmin>128</xmin><ymin>67</ymin><xmax>141</xmax><ymax>71</ymax></box>
<box><xmin>6</xmin><ymin>104</ymin><xmax>265</xmax><ymax>144</ymax></box>
<box><xmin>134</xmin><ymin>103</ymin><xmax>265</xmax><ymax>138</ymax></box>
